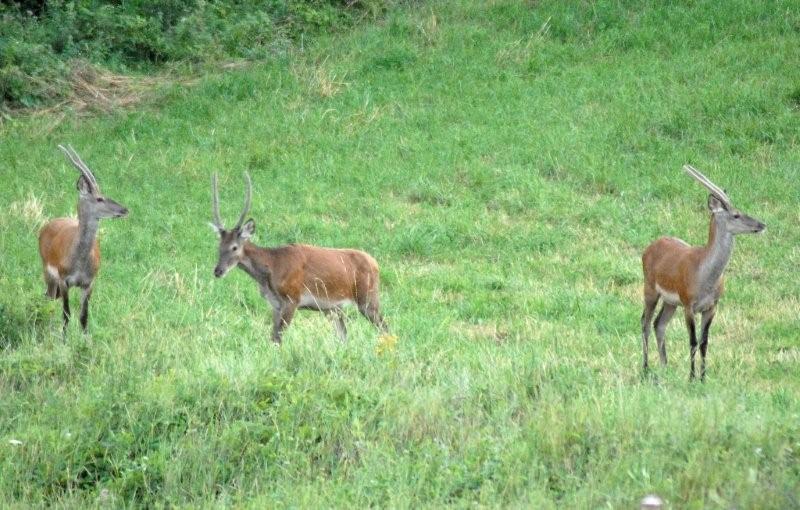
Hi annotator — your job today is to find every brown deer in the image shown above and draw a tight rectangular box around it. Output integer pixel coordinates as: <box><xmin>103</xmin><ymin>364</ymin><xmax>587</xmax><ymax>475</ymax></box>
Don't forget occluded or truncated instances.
<box><xmin>38</xmin><ymin>145</ymin><xmax>128</xmax><ymax>332</ymax></box>
<box><xmin>641</xmin><ymin>165</ymin><xmax>765</xmax><ymax>380</ymax></box>
<box><xmin>210</xmin><ymin>172</ymin><xmax>388</xmax><ymax>344</ymax></box>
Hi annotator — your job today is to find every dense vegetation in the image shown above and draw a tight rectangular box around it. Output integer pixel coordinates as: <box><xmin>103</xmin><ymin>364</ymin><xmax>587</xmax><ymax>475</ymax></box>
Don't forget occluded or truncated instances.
<box><xmin>1</xmin><ymin>0</ymin><xmax>799</xmax><ymax>506</ymax></box>
<box><xmin>1</xmin><ymin>0</ymin><xmax>393</xmax><ymax>108</ymax></box>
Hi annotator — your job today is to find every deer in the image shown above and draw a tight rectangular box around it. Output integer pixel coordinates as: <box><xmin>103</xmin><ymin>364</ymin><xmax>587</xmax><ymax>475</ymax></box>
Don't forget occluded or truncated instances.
<box><xmin>641</xmin><ymin>165</ymin><xmax>765</xmax><ymax>380</ymax></box>
<box><xmin>38</xmin><ymin>145</ymin><xmax>128</xmax><ymax>333</ymax></box>
<box><xmin>209</xmin><ymin>172</ymin><xmax>389</xmax><ymax>344</ymax></box>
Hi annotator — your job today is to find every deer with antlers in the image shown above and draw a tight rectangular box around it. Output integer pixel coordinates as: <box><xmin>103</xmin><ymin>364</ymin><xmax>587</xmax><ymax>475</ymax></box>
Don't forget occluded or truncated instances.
<box><xmin>38</xmin><ymin>145</ymin><xmax>129</xmax><ymax>332</ymax></box>
<box><xmin>641</xmin><ymin>165</ymin><xmax>765</xmax><ymax>380</ymax></box>
<box><xmin>210</xmin><ymin>172</ymin><xmax>388</xmax><ymax>344</ymax></box>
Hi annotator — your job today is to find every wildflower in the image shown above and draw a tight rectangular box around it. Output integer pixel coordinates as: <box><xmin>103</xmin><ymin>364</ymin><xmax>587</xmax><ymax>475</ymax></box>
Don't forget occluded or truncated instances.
<box><xmin>376</xmin><ymin>334</ymin><xmax>398</xmax><ymax>355</ymax></box>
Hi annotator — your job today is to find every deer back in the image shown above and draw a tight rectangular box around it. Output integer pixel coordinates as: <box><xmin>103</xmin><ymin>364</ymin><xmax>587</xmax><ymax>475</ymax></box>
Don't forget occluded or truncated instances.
<box><xmin>258</xmin><ymin>244</ymin><xmax>380</xmax><ymax>306</ymax></box>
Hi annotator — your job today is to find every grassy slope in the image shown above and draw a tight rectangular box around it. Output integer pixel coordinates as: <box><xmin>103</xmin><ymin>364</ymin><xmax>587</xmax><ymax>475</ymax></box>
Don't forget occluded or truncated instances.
<box><xmin>1</xmin><ymin>0</ymin><xmax>799</xmax><ymax>506</ymax></box>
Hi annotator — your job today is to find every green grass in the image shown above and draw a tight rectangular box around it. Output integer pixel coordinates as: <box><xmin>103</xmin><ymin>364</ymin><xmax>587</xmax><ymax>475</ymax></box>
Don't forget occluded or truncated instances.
<box><xmin>2</xmin><ymin>0</ymin><xmax>800</xmax><ymax>506</ymax></box>
<box><xmin>0</xmin><ymin>0</ymin><xmax>393</xmax><ymax>108</ymax></box>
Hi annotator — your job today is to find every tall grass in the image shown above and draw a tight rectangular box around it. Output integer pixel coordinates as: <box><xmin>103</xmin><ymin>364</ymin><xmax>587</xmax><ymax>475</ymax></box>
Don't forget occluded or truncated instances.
<box><xmin>0</xmin><ymin>0</ymin><xmax>394</xmax><ymax>109</ymax></box>
<box><xmin>1</xmin><ymin>0</ymin><xmax>799</xmax><ymax>506</ymax></box>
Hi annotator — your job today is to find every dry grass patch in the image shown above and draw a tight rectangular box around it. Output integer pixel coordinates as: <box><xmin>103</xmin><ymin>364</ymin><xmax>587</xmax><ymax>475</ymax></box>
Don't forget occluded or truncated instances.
<box><xmin>494</xmin><ymin>16</ymin><xmax>551</xmax><ymax>67</ymax></box>
<box><xmin>767</xmin><ymin>347</ymin><xmax>800</xmax><ymax>365</ymax></box>
<box><xmin>343</xmin><ymin>102</ymin><xmax>393</xmax><ymax>134</ymax></box>
<box><xmin>450</xmin><ymin>320</ymin><xmax>510</xmax><ymax>344</ymax></box>
<box><xmin>7</xmin><ymin>193</ymin><xmax>46</xmax><ymax>232</ymax></box>
<box><xmin>293</xmin><ymin>57</ymin><xmax>349</xmax><ymax>99</ymax></box>
<box><xmin>64</xmin><ymin>61</ymin><xmax>166</xmax><ymax>114</ymax></box>
<box><xmin>27</xmin><ymin>60</ymin><xmax>172</xmax><ymax>119</ymax></box>
<box><xmin>136</xmin><ymin>267</ymin><xmax>209</xmax><ymax>306</ymax></box>
<box><xmin>1</xmin><ymin>60</ymin><xmax>207</xmax><ymax>128</ymax></box>
<box><xmin>416</xmin><ymin>10</ymin><xmax>440</xmax><ymax>46</ymax></box>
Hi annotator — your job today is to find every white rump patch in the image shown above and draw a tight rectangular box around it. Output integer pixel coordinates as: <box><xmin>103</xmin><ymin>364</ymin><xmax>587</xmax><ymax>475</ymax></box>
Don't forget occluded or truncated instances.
<box><xmin>656</xmin><ymin>284</ymin><xmax>681</xmax><ymax>306</ymax></box>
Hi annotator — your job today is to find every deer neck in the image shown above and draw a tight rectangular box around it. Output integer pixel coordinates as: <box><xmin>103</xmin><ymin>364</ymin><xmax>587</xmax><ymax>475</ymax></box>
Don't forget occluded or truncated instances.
<box><xmin>71</xmin><ymin>203</ymin><xmax>100</xmax><ymax>274</ymax></box>
<box><xmin>698</xmin><ymin>214</ymin><xmax>733</xmax><ymax>289</ymax></box>
<box><xmin>238</xmin><ymin>242</ymin><xmax>272</xmax><ymax>283</ymax></box>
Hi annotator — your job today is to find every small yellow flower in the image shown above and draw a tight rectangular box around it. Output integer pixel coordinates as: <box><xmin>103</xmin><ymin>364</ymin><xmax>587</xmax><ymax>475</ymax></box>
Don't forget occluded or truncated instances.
<box><xmin>376</xmin><ymin>334</ymin><xmax>398</xmax><ymax>355</ymax></box>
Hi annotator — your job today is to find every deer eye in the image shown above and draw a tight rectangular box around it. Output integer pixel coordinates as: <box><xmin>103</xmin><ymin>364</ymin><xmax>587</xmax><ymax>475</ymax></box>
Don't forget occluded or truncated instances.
<box><xmin>231</xmin><ymin>246</ymin><xmax>238</xmax><ymax>252</ymax></box>
<box><xmin>733</xmin><ymin>213</ymin><xmax>740</xmax><ymax>219</ymax></box>
<box><xmin>97</xmin><ymin>197</ymin><xmax>105</xmax><ymax>202</ymax></box>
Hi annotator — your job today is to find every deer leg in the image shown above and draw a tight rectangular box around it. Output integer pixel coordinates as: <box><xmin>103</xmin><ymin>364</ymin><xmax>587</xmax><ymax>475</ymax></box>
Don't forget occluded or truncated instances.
<box><xmin>359</xmin><ymin>299</ymin><xmax>388</xmax><ymax>334</ymax></box>
<box><xmin>653</xmin><ymin>303</ymin><xmax>677</xmax><ymax>366</ymax></box>
<box><xmin>271</xmin><ymin>301</ymin><xmax>297</xmax><ymax>345</ymax></box>
<box><xmin>684</xmin><ymin>308</ymin><xmax>698</xmax><ymax>380</ymax></box>
<box><xmin>270</xmin><ymin>305</ymin><xmax>283</xmax><ymax>344</ymax></box>
<box><xmin>641</xmin><ymin>292</ymin><xmax>659</xmax><ymax>371</ymax></box>
<box><xmin>61</xmin><ymin>286</ymin><xmax>71</xmax><ymax>332</ymax></box>
<box><xmin>44</xmin><ymin>266</ymin><xmax>60</xmax><ymax>299</ymax></box>
<box><xmin>79</xmin><ymin>286</ymin><xmax>93</xmax><ymax>333</ymax></box>
<box><xmin>329</xmin><ymin>309</ymin><xmax>348</xmax><ymax>342</ymax></box>
<box><xmin>45</xmin><ymin>280</ymin><xmax>60</xmax><ymax>299</ymax></box>
<box><xmin>699</xmin><ymin>308</ymin><xmax>715</xmax><ymax>381</ymax></box>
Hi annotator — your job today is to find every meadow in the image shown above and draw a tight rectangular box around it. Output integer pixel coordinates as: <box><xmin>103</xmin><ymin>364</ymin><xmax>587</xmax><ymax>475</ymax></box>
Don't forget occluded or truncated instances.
<box><xmin>1</xmin><ymin>0</ymin><xmax>799</xmax><ymax>507</ymax></box>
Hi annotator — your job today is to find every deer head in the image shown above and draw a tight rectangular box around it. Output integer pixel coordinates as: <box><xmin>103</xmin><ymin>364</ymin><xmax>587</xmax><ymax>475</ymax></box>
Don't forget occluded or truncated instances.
<box><xmin>684</xmin><ymin>165</ymin><xmax>765</xmax><ymax>235</ymax></box>
<box><xmin>210</xmin><ymin>172</ymin><xmax>253</xmax><ymax>278</ymax></box>
<box><xmin>59</xmin><ymin>145</ymin><xmax>128</xmax><ymax>220</ymax></box>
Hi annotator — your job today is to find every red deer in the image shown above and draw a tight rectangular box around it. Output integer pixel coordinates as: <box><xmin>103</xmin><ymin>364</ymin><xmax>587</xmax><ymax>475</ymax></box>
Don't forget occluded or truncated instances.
<box><xmin>210</xmin><ymin>172</ymin><xmax>388</xmax><ymax>344</ymax></box>
<box><xmin>38</xmin><ymin>145</ymin><xmax>128</xmax><ymax>332</ymax></box>
<box><xmin>641</xmin><ymin>165</ymin><xmax>765</xmax><ymax>379</ymax></box>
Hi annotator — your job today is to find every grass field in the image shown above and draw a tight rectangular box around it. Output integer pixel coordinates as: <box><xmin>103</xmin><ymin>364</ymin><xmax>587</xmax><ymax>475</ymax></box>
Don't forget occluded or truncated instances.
<box><xmin>1</xmin><ymin>0</ymin><xmax>800</xmax><ymax>507</ymax></box>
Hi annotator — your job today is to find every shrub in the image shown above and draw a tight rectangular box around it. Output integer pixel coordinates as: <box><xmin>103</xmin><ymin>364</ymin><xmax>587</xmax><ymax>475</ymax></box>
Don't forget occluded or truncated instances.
<box><xmin>0</xmin><ymin>0</ymin><xmax>397</xmax><ymax>110</ymax></box>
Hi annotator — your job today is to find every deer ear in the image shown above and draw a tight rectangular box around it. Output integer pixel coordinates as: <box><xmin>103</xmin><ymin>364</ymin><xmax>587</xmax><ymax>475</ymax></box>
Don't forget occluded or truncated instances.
<box><xmin>708</xmin><ymin>194</ymin><xmax>726</xmax><ymax>213</ymax></box>
<box><xmin>240</xmin><ymin>219</ymin><xmax>255</xmax><ymax>240</ymax></box>
<box><xmin>77</xmin><ymin>175</ymin><xmax>93</xmax><ymax>196</ymax></box>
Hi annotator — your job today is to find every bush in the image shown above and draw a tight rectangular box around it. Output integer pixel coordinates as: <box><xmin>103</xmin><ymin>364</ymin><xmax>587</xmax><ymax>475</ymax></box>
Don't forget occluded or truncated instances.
<box><xmin>0</xmin><ymin>0</ymin><xmax>396</xmax><ymax>110</ymax></box>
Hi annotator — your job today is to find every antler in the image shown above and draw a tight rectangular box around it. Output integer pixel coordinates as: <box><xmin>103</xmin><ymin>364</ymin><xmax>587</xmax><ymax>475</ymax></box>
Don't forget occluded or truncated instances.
<box><xmin>58</xmin><ymin>144</ymin><xmax>100</xmax><ymax>192</ymax></box>
<box><xmin>211</xmin><ymin>173</ymin><xmax>223</xmax><ymax>230</ymax></box>
<box><xmin>211</xmin><ymin>172</ymin><xmax>252</xmax><ymax>230</ymax></box>
<box><xmin>683</xmin><ymin>165</ymin><xmax>732</xmax><ymax>208</ymax></box>
<box><xmin>234</xmin><ymin>172</ymin><xmax>252</xmax><ymax>230</ymax></box>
